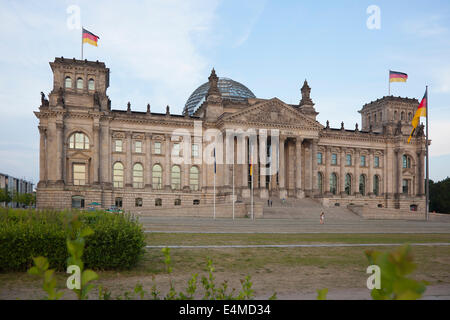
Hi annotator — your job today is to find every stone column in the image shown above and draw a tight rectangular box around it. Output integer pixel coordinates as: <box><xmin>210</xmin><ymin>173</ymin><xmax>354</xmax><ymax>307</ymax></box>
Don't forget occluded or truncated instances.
<box><xmin>368</xmin><ymin>150</ymin><xmax>374</xmax><ymax>196</ymax></box>
<box><xmin>100</xmin><ymin>124</ymin><xmax>110</xmax><ymax>184</ymax></box>
<box><xmin>38</xmin><ymin>126</ymin><xmax>47</xmax><ymax>183</ymax></box>
<box><xmin>259</xmin><ymin>134</ymin><xmax>267</xmax><ymax>190</ymax></box>
<box><xmin>311</xmin><ymin>139</ymin><xmax>318</xmax><ymax>195</ymax></box>
<box><xmin>164</xmin><ymin>134</ymin><xmax>171</xmax><ymax>190</ymax></box>
<box><xmin>201</xmin><ymin>139</ymin><xmax>207</xmax><ymax>192</ymax></box>
<box><xmin>182</xmin><ymin>136</ymin><xmax>190</xmax><ymax>191</ymax></box>
<box><xmin>354</xmin><ymin>149</ymin><xmax>360</xmax><ymax>195</ymax></box>
<box><xmin>223</xmin><ymin>131</ymin><xmax>230</xmax><ymax>188</ymax></box>
<box><xmin>295</xmin><ymin>137</ymin><xmax>303</xmax><ymax>198</ymax></box>
<box><xmin>340</xmin><ymin>148</ymin><xmax>345</xmax><ymax>195</ymax></box>
<box><xmin>324</xmin><ymin>146</ymin><xmax>330</xmax><ymax>195</ymax></box>
<box><xmin>145</xmin><ymin>133</ymin><xmax>152</xmax><ymax>188</ymax></box>
<box><xmin>126</xmin><ymin>132</ymin><xmax>132</xmax><ymax>187</ymax></box>
<box><xmin>242</xmin><ymin>136</ymin><xmax>248</xmax><ymax>188</ymax></box>
<box><xmin>56</xmin><ymin>122</ymin><xmax>64</xmax><ymax>184</ymax></box>
<box><xmin>279</xmin><ymin>136</ymin><xmax>286</xmax><ymax>189</ymax></box>
<box><xmin>417</xmin><ymin>150</ymin><xmax>424</xmax><ymax>195</ymax></box>
<box><xmin>93</xmin><ymin>125</ymin><xmax>100</xmax><ymax>184</ymax></box>
<box><xmin>396</xmin><ymin>149</ymin><xmax>403</xmax><ymax>195</ymax></box>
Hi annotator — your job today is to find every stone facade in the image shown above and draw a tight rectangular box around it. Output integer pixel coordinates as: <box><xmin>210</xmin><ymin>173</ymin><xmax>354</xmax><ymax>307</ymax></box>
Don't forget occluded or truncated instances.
<box><xmin>34</xmin><ymin>58</ymin><xmax>427</xmax><ymax>214</ymax></box>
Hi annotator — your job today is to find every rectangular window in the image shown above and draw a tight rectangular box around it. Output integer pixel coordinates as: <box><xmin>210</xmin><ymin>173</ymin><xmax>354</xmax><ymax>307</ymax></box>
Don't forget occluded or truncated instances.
<box><xmin>346</xmin><ymin>154</ymin><xmax>352</xmax><ymax>166</ymax></box>
<box><xmin>374</xmin><ymin>156</ymin><xmax>380</xmax><ymax>168</ymax></box>
<box><xmin>360</xmin><ymin>155</ymin><xmax>366</xmax><ymax>167</ymax></box>
<box><xmin>115</xmin><ymin>140</ymin><xmax>123</xmax><ymax>152</ymax></box>
<box><xmin>154</xmin><ymin>142</ymin><xmax>161</xmax><ymax>154</ymax></box>
<box><xmin>317</xmin><ymin>152</ymin><xmax>323</xmax><ymax>165</ymax></box>
<box><xmin>402</xmin><ymin>179</ymin><xmax>409</xmax><ymax>194</ymax></box>
<box><xmin>73</xmin><ymin>164</ymin><xmax>86</xmax><ymax>185</ymax></box>
<box><xmin>172</xmin><ymin>143</ymin><xmax>180</xmax><ymax>157</ymax></box>
<box><xmin>115</xmin><ymin>197</ymin><xmax>122</xmax><ymax>208</ymax></box>
<box><xmin>331</xmin><ymin>153</ymin><xmax>337</xmax><ymax>165</ymax></box>
<box><xmin>192</xmin><ymin>144</ymin><xmax>199</xmax><ymax>157</ymax></box>
<box><xmin>135</xmin><ymin>198</ymin><xmax>143</xmax><ymax>207</ymax></box>
<box><xmin>135</xmin><ymin>141</ymin><xmax>142</xmax><ymax>153</ymax></box>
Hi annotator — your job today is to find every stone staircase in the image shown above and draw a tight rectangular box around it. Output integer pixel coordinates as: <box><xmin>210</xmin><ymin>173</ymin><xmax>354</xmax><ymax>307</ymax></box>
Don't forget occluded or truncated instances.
<box><xmin>262</xmin><ymin>197</ymin><xmax>361</xmax><ymax>220</ymax></box>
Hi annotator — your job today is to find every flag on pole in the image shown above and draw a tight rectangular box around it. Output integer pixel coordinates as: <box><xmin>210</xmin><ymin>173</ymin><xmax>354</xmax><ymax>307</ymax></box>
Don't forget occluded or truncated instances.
<box><xmin>389</xmin><ymin>70</ymin><xmax>408</xmax><ymax>83</ymax></box>
<box><xmin>408</xmin><ymin>88</ymin><xmax>427</xmax><ymax>143</ymax></box>
<box><xmin>82</xmin><ymin>28</ymin><xmax>100</xmax><ymax>47</ymax></box>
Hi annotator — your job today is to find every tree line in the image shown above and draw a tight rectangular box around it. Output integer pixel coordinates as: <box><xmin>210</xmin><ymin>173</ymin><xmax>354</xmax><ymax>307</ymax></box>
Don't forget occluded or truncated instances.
<box><xmin>429</xmin><ymin>177</ymin><xmax>450</xmax><ymax>214</ymax></box>
<box><xmin>0</xmin><ymin>189</ymin><xmax>36</xmax><ymax>207</ymax></box>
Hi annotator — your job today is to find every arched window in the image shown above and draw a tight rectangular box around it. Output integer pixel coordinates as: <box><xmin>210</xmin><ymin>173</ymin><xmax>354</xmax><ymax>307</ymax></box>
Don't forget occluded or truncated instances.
<box><xmin>317</xmin><ymin>172</ymin><xmax>323</xmax><ymax>194</ymax></box>
<box><xmin>373</xmin><ymin>175</ymin><xmax>380</xmax><ymax>196</ymax></box>
<box><xmin>69</xmin><ymin>132</ymin><xmax>90</xmax><ymax>150</ymax></box>
<box><xmin>359</xmin><ymin>174</ymin><xmax>366</xmax><ymax>195</ymax></box>
<box><xmin>402</xmin><ymin>155</ymin><xmax>412</xmax><ymax>168</ymax></box>
<box><xmin>374</xmin><ymin>114</ymin><xmax>377</xmax><ymax>123</ymax></box>
<box><xmin>77</xmin><ymin>77</ymin><xmax>83</xmax><ymax>89</ymax></box>
<box><xmin>65</xmin><ymin>76</ymin><xmax>72</xmax><ymax>88</ymax></box>
<box><xmin>171</xmin><ymin>165</ymin><xmax>181</xmax><ymax>190</ymax></box>
<box><xmin>330</xmin><ymin>173</ymin><xmax>337</xmax><ymax>195</ymax></box>
<box><xmin>113</xmin><ymin>162</ymin><xmax>124</xmax><ymax>188</ymax></box>
<box><xmin>401</xmin><ymin>111</ymin><xmax>405</xmax><ymax>120</ymax></box>
<box><xmin>408</xmin><ymin>112</ymin><xmax>412</xmax><ymax>120</ymax></box>
<box><xmin>88</xmin><ymin>78</ymin><xmax>95</xmax><ymax>90</ymax></box>
<box><xmin>189</xmin><ymin>166</ymin><xmax>199</xmax><ymax>191</ymax></box>
<box><xmin>345</xmin><ymin>173</ymin><xmax>352</xmax><ymax>195</ymax></box>
<box><xmin>152</xmin><ymin>164</ymin><xmax>162</xmax><ymax>189</ymax></box>
<box><xmin>394</xmin><ymin>110</ymin><xmax>398</xmax><ymax>120</ymax></box>
<box><xmin>133</xmin><ymin>163</ymin><xmax>143</xmax><ymax>188</ymax></box>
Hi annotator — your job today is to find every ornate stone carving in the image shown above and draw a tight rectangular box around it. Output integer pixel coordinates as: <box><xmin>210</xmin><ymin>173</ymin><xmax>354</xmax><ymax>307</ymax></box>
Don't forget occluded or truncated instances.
<box><xmin>40</xmin><ymin>92</ymin><xmax>49</xmax><ymax>107</ymax></box>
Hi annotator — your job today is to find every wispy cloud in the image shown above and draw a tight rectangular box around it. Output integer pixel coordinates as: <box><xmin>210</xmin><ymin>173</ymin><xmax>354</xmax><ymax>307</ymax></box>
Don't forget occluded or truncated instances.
<box><xmin>402</xmin><ymin>15</ymin><xmax>448</xmax><ymax>37</ymax></box>
<box><xmin>234</xmin><ymin>0</ymin><xmax>267</xmax><ymax>47</ymax></box>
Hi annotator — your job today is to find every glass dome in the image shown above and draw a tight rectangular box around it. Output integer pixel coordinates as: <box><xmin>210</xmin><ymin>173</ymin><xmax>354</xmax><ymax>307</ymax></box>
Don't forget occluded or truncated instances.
<box><xmin>184</xmin><ymin>77</ymin><xmax>256</xmax><ymax>115</ymax></box>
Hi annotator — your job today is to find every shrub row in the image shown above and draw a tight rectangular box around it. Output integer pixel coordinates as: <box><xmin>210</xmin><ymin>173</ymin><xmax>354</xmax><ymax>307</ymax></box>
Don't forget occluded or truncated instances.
<box><xmin>0</xmin><ymin>208</ymin><xmax>146</xmax><ymax>272</ymax></box>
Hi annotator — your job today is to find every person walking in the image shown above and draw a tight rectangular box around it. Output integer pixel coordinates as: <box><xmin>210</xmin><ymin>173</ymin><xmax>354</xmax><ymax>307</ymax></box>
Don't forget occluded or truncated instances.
<box><xmin>320</xmin><ymin>211</ymin><xmax>324</xmax><ymax>225</ymax></box>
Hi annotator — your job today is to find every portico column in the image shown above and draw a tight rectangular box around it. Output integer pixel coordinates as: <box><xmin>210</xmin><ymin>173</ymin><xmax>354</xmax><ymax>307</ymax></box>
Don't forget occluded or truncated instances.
<box><xmin>324</xmin><ymin>146</ymin><xmax>330</xmax><ymax>195</ymax></box>
<box><xmin>311</xmin><ymin>139</ymin><xmax>318</xmax><ymax>195</ymax></box>
<box><xmin>295</xmin><ymin>137</ymin><xmax>303</xmax><ymax>197</ymax></box>
<box><xmin>259</xmin><ymin>133</ymin><xmax>267</xmax><ymax>190</ymax></box>
<box><xmin>279</xmin><ymin>136</ymin><xmax>286</xmax><ymax>189</ymax></box>
<box><xmin>242</xmin><ymin>137</ymin><xmax>248</xmax><ymax>188</ymax></box>
<box><xmin>396</xmin><ymin>149</ymin><xmax>403</xmax><ymax>195</ymax></box>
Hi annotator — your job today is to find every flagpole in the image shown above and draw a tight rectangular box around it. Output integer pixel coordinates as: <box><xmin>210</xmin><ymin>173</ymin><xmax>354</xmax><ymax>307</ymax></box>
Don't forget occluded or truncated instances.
<box><xmin>81</xmin><ymin>27</ymin><xmax>83</xmax><ymax>60</ymax></box>
<box><xmin>425</xmin><ymin>85</ymin><xmax>429</xmax><ymax>221</ymax></box>
<box><xmin>232</xmin><ymin>162</ymin><xmax>235</xmax><ymax>220</ymax></box>
<box><xmin>213</xmin><ymin>148</ymin><xmax>216</xmax><ymax>220</ymax></box>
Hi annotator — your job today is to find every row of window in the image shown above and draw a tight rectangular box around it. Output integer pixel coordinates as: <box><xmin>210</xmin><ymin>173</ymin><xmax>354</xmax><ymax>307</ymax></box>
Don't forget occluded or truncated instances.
<box><xmin>114</xmin><ymin>140</ymin><xmax>200</xmax><ymax>156</ymax></box>
<box><xmin>65</xmin><ymin>76</ymin><xmax>95</xmax><ymax>90</ymax></box>
<box><xmin>112</xmin><ymin>163</ymin><xmax>200</xmax><ymax>190</ymax></box>
<box><xmin>317</xmin><ymin>153</ymin><xmax>381</xmax><ymax>167</ymax></box>
<box><xmin>71</xmin><ymin>196</ymin><xmax>201</xmax><ymax>208</ymax></box>
<box><xmin>317</xmin><ymin>172</ymin><xmax>381</xmax><ymax>196</ymax></box>
<box><xmin>115</xmin><ymin>197</ymin><xmax>201</xmax><ymax>208</ymax></box>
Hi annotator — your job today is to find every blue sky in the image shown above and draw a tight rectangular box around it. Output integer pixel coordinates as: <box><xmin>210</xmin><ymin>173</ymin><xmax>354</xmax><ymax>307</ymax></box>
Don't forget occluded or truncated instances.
<box><xmin>0</xmin><ymin>0</ymin><xmax>449</xmax><ymax>185</ymax></box>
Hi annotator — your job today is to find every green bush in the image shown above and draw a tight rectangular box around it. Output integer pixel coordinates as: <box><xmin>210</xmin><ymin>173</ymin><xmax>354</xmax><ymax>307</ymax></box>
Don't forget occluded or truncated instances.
<box><xmin>0</xmin><ymin>208</ymin><xmax>146</xmax><ymax>272</ymax></box>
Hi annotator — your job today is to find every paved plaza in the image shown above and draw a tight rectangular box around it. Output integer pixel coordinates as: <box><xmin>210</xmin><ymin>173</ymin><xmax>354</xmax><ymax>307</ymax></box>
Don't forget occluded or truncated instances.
<box><xmin>139</xmin><ymin>215</ymin><xmax>450</xmax><ymax>234</ymax></box>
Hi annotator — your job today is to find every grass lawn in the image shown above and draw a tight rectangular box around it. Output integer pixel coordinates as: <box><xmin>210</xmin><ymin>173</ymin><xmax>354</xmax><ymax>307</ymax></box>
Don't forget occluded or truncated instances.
<box><xmin>145</xmin><ymin>232</ymin><xmax>450</xmax><ymax>246</ymax></box>
<box><xmin>1</xmin><ymin>233</ymin><xmax>449</xmax><ymax>299</ymax></box>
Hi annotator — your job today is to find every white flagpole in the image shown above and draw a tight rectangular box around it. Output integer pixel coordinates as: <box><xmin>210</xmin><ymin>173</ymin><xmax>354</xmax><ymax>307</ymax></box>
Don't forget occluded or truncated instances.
<box><xmin>251</xmin><ymin>151</ymin><xmax>254</xmax><ymax>220</ymax></box>
<box><xmin>425</xmin><ymin>85</ymin><xmax>429</xmax><ymax>221</ymax></box>
<box><xmin>232</xmin><ymin>162</ymin><xmax>235</xmax><ymax>220</ymax></box>
<box><xmin>81</xmin><ymin>27</ymin><xmax>84</xmax><ymax>60</ymax></box>
<box><xmin>213</xmin><ymin>148</ymin><xmax>216</xmax><ymax>220</ymax></box>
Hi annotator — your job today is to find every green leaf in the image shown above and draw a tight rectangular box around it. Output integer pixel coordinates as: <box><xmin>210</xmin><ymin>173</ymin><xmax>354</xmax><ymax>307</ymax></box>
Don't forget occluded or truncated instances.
<box><xmin>81</xmin><ymin>269</ymin><xmax>98</xmax><ymax>286</ymax></box>
<box><xmin>316</xmin><ymin>288</ymin><xmax>328</xmax><ymax>300</ymax></box>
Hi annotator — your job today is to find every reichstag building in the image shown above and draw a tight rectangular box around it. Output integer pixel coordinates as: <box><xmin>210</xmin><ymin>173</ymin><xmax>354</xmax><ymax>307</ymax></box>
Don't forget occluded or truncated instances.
<box><xmin>35</xmin><ymin>58</ymin><xmax>426</xmax><ymax>216</ymax></box>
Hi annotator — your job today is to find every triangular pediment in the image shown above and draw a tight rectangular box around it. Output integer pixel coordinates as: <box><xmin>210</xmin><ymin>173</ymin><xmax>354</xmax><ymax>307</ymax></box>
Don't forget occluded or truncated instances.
<box><xmin>220</xmin><ymin>98</ymin><xmax>323</xmax><ymax>130</ymax></box>
<box><xmin>67</xmin><ymin>149</ymin><xmax>92</xmax><ymax>160</ymax></box>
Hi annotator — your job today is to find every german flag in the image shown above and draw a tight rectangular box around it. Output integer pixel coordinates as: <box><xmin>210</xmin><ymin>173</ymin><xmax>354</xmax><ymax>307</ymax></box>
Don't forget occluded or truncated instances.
<box><xmin>82</xmin><ymin>28</ymin><xmax>99</xmax><ymax>47</ymax></box>
<box><xmin>389</xmin><ymin>70</ymin><xmax>408</xmax><ymax>83</ymax></box>
<box><xmin>408</xmin><ymin>88</ymin><xmax>427</xmax><ymax>143</ymax></box>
